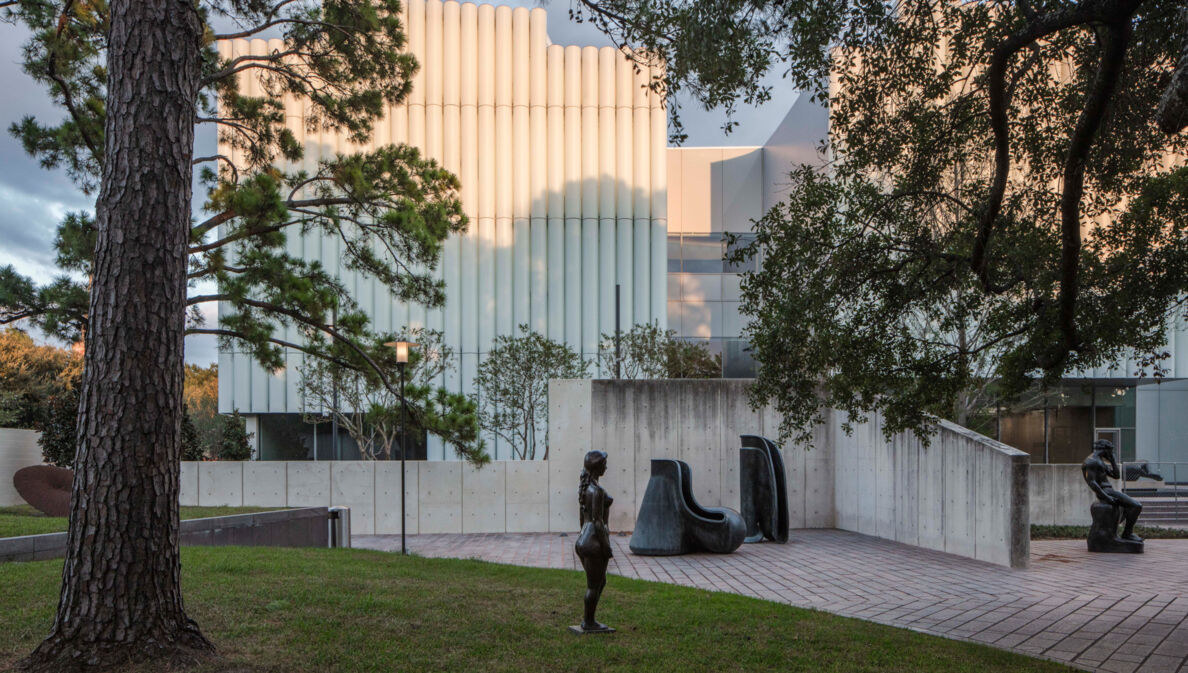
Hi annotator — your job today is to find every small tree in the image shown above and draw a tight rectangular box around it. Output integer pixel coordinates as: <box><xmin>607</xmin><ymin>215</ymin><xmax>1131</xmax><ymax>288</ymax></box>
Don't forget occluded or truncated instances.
<box><xmin>36</xmin><ymin>383</ymin><xmax>79</xmax><ymax>468</ymax></box>
<box><xmin>598</xmin><ymin>323</ymin><xmax>721</xmax><ymax>379</ymax></box>
<box><xmin>475</xmin><ymin>325</ymin><xmax>589</xmax><ymax>460</ymax></box>
<box><xmin>180</xmin><ymin>405</ymin><xmax>204</xmax><ymax>462</ymax></box>
<box><xmin>298</xmin><ymin>328</ymin><xmax>486</xmax><ymax>463</ymax></box>
<box><xmin>216</xmin><ymin>411</ymin><xmax>253</xmax><ymax>462</ymax></box>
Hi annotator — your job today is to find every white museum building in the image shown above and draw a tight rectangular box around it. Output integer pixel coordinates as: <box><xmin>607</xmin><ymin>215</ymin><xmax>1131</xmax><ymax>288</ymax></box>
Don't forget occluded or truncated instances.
<box><xmin>217</xmin><ymin>0</ymin><xmax>1188</xmax><ymax>471</ymax></box>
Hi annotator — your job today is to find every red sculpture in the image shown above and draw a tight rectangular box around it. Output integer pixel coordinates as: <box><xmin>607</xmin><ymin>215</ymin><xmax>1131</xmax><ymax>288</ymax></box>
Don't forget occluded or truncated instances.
<box><xmin>13</xmin><ymin>465</ymin><xmax>73</xmax><ymax>518</ymax></box>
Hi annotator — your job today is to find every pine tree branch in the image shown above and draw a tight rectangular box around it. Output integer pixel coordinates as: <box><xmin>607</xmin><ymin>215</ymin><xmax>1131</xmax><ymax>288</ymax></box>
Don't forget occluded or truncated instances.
<box><xmin>186</xmin><ymin>327</ymin><xmax>354</xmax><ymax>369</ymax></box>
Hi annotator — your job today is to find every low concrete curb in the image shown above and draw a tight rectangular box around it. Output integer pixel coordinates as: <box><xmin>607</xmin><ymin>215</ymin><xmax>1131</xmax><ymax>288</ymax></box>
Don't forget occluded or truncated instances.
<box><xmin>0</xmin><ymin>506</ymin><xmax>332</xmax><ymax>563</ymax></box>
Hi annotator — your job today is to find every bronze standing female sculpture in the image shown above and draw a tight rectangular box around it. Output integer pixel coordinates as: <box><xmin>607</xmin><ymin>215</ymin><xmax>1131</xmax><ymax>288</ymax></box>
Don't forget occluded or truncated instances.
<box><xmin>573</xmin><ymin>450</ymin><xmax>614</xmax><ymax>634</ymax></box>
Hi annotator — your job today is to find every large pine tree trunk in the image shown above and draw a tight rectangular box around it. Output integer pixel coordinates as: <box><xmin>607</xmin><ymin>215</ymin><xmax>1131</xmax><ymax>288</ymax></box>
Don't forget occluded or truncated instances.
<box><xmin>22</xmin><ymin>0</ymin><xmax>212</xmax><ymax>670</ymax></box>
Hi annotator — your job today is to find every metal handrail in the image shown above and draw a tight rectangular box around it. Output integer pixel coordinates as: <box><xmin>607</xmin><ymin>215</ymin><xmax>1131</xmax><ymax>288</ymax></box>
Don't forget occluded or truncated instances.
<box><xmin>1119</xmin><ymin>461</ymin><xmax>1187</xmax><ymax>523</ymax></box>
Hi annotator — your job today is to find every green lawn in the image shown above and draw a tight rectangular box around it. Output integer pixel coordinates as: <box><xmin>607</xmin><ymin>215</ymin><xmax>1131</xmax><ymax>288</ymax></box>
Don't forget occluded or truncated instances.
<box><xmin>1032</xmin><ymin>523</ymin><xmax>1188</xmax><ymax>539</ymax></box>
<box><xmin>0</xmin><ymin>547</ymin><xmax>1076</xmax><ymax>673</ymax></box>
<box><xmin>0</xmin><ymin>506</ymin><xmax>279</xmax><ymax>539</ymax></box>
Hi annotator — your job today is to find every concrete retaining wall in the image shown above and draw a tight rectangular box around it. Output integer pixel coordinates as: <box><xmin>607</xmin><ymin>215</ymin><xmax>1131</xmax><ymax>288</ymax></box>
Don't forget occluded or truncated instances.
<box><xmin>555</xmin><ymin>380</ymin><xmax>1029</xmax><ymax>567</ymax></box>
<box><xmin>0</xmin><ymin>429</ymin><xmax>43</xmax><ymax>506</ymax></box>
<box><xmin>1030</xmin><ymin>464</ymin><xmax>1094</xmax><ymax>526</ymax></box>
<box><xmin>0</xmin><ymin>507</ymin><xmax>331</xmax><ymax>562</ymax></box>
<box><xmin>176</xmin><ymin>379</ymin><xmax>1029</xmax><ymax>567</ymax></box>
<box><xmin>832</xmin><ymin>413</ymin><xmax>1030</xmax><ymax>568</ymax></box>
<box><xmin>181</xmin><ymin>459</ymin><xmax>560</xmax><ymax>536</ymax></box>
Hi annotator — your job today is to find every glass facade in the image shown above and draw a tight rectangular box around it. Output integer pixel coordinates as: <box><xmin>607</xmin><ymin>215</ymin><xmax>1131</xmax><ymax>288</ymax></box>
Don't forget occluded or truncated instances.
<box><xmin>667</xmin><ymin>233</ymin><xmax>758</xmax><ymax>378</ymax></box>
<box><xmin>997</xmin><ymin>382</ymin><xmax>1138</xmax><ymax>464</ymax></box>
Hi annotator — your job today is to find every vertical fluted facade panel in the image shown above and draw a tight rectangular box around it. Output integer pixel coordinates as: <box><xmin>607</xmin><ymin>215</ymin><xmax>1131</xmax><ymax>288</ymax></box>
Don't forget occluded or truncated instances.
<box><xmin>597</xmin><ymin>47</ymin><xmax>617</xmax><ymax>364</ymax></box>
<box><xmin>527</xmin><ymin>8</ymin><xmax>548</xmax><ymax>335</ymax></box>
<box><xmin>580</xmin><ymin>46</ymin><xmax>600</xmax><ymax>358</ymax></box>
<box><xmin>546</xmin><ymin>44</ymin><xmax>566</xmax><ymax>343</ymax></box>
<box><xmin>512</xmin><ymin>7</ymin><xmax>532</xmax><ymax>331</ymax></box>
<box><xmin>477</xmin><ymin>3</ymin><xmax>496</xmax><ymax>350</ymax></box>
<box><xmin>425</xmin><ymin>0</ymin><xmax>445</xmax><ymax>359</ymax></box>
<box><xmin>650</xmin><ymin>61</ymin><xmax>668</xmax><ymax>332</ymax></box>
<box><xmin>615</xmin><ymin>51</ymin><xmax>634</xmax><ymax>331</ymax></box>
<box><xmin>494</xmin><ymin>6</ymin><xmax>513</xmax><ymax>340</ymax></box>
<box><xmin>458</xmin><ymin>2</ymin><xmax>478</xmax><ymax>361</ymax></box>
<box><xmin>441</xmin><ymin>1</ymin><xmax>462</xmax><ymax>440</ymax></box>
<box><xmin>563</xmin><ymin>45</ymin><xmax>583</xmax><ymax>352</ymax></box>
<box><xmin>632</xmin><ymin>60</ymin><xmax>652</xmax><ymax>326</ymax></box>
<box><xmin>406</xmin><ymin>0</ymin><xmax>427</xmax><ymax>331</ymax></box>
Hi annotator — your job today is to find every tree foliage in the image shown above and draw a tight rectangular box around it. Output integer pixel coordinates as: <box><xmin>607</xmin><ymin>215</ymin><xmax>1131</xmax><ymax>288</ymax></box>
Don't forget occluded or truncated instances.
<box><xmin>597</xmin><ymin>322</ymin><xmax>721</xmax><ymax>379</ymax></box>
<box><xmin>298</xmin><ymin>328</ymin><xmax>487</xmax><ymax>462</ymax></box>
<box><xmin>474</xmin><ymin>326</ymin><xmax>589</xmax><ymax>460</ymax></box>
<box><xmin>37</xmin><ymin>380</ymin><xmax>207</xmax><ymax>467</ymax></box>
<box><xmin>184</xmin><ymin>364</ymin><xmax>220</xmax><ymax>458</ymax></box>
<box><xmin>1</xmin><ymin>0</ymin><xmax>466</xmax><ymax>376</ymax></box>
<box><xmin>181</xmin><ymin>405</ymin><xmax>205</xmax><ymax>462</ymax></box>
<box><xmin>0</xmin><ymin>0</ymin><xmax>469</xmax><ymax>666</ymax></box>
<box><xmin>580</xmin><ymin>0</ymin><xmax>1188</xmax><ymax>441</ymax></box>
<box><xmin>215</xmin><ymin>410</ymin><xmax>253</xmax><ymax>461</ymax></box>
<box><xmin>0</xmin><ymin>328</ymin><xmax>79</xmax><ymax>428</ymax></box>
<box><xmin>35</xmin><ymin>378</ymin><xmax>79</xmax><ymax>468</ymax></box>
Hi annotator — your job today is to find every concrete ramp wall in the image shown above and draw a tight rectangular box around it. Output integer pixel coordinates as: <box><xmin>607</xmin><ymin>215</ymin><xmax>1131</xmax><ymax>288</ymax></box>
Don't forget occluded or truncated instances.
<box><xmin>832</xmin><ymin>413</ymin><xmax>1030</xmax><ymax>568</ymax></box>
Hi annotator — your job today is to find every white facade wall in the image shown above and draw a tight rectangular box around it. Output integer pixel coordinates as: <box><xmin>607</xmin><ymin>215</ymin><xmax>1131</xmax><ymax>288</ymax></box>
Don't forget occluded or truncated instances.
<box><xmin>217</xmin><ymin>2</ymin><xmax>668</xmax><ymax>460</ymax></box>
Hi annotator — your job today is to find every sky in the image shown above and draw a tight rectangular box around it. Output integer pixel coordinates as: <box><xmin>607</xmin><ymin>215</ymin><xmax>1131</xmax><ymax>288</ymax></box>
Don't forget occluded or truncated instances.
<box><xmin>0</xmin><ymin>3</ymin><xmax>796</xmax><ymax>366</ymax></box>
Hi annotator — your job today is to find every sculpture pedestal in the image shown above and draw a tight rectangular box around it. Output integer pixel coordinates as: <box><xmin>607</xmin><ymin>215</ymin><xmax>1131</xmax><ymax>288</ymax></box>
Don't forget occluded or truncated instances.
<box><xmin>1087</xmin><ymin>503</ymin><xmax>1144</xmax><ymax>554</ymax></box>
<box><xmin>568</xmin><ymin>625</ymin><xmax>615</xmax><ymax>636</ymax></box>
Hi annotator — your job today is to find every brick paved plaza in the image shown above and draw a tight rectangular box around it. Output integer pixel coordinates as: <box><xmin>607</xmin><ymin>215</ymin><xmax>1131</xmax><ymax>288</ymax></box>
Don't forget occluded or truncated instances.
<box><xmin>355</xmin><ymin>530</ymin><xmax>1188</xmax><ymax>673</ymax></box>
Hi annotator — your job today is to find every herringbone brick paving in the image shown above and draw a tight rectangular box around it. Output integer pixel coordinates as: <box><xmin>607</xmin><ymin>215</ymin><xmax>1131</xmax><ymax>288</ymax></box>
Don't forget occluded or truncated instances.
<box><xmin>355</xmin><ymin>529</ymin><xmax>1188</xmax><ymax>673</ymax></box>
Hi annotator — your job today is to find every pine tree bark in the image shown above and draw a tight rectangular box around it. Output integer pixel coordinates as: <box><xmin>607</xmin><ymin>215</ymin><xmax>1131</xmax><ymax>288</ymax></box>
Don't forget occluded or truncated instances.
<box><xmin>21</xmin><ymin>0</ymin><xmax>212</xmax><ymax>670</ymax></box>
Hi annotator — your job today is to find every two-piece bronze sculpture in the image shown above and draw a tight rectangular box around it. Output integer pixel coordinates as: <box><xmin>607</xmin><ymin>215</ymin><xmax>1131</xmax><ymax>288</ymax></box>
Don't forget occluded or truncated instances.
<box><xmin>571</xmin><ymin>450</ymin><xmax>615</xmax><ymax>634</ymax></box>
<box><xmin>1082</xmin><ymin>439</ymin><xmax>1144</xmax><ymax>553</ymax></box>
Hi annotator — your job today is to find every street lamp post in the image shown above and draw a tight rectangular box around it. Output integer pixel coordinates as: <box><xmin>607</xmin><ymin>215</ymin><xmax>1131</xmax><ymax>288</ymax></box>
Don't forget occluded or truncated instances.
<box><xmin>385</xmin><ymin>340</ymin><xmax>417</xmax><ymax>555</ymax></box>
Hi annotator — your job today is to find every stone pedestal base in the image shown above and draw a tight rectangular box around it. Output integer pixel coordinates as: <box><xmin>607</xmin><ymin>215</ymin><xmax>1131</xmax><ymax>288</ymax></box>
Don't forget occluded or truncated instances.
<box><xmin>1087</xmin><ymin>503</ymin><xmax>1144</xmax><ymax>554</ymax></box>
<box><xmin>568</xmin><ymin>625</ymin><xmax>615</xmax><ymax>636</ymax></box>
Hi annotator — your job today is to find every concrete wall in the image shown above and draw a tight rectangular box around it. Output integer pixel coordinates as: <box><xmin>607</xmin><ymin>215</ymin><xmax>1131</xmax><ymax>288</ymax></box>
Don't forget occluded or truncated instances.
<box><xmin>181</xmin><ymin>458</ymin><xmax>564</xmax><ymax>536</ymax></box>
<box><xmin>0</xmin><ymin>429</ymin><xmax>43</xmax><ymax>507</ymax></box>
<box><xmin>0</xmin><ymin>507</ymin><xmax>332</xmax><ymax>563</ymax></box>
<box><xmin>554</xmin><ymin>379</ymin><xmax>1029</xmax><ymax>567</ymax></box>
<box><xmin>181</xmin><ymin>379</ymin><xmax>1029</xmax><ymax>567</ymax></box>
<box><xmin>832</xmin><ymin>414</ymin><xmax>1030</xmax><ymax>568</ymax></box>
<box><xmin>1029</xmin><ymin>464</ymin><xmax>1094</xmax><ymax>526</ymax></box>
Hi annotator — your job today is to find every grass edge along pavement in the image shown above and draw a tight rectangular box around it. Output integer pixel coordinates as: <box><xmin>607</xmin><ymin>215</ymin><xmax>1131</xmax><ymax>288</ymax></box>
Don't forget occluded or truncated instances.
<box><xmin>0</xmin><ymin>505</ymin><xmax>279</xmax><ymax>539</ymax></box>
<box><xmin>1031</xmin><ymin>524</ymin><xmax>1188</xmax><ymax>539</ymax></box>
<box><xmin>0</xmin><ymin>547</ymin><xmax>1079</xmax><ymax>673</ymax></box>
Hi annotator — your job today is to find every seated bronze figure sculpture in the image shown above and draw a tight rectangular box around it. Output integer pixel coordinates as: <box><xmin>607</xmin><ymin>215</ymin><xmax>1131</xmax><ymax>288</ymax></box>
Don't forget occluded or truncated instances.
<box><xmin>1082</xmin><ymin>439</ymin><xmax>1144</xmax><ymax>553</ymax></box>
<box><xmin>571</xmin><ymin>450</ymin><xmax>614</xmax><ymax>634</ymax></box>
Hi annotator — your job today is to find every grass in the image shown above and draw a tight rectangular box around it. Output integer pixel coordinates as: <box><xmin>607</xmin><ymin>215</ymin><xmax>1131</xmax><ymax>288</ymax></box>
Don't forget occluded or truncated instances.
<box><xmin>0</xmin><ymin>547</ymin><xmax>1077</xmax><ymax>673</ymax></box>
<box><xmin>0</xmin><ymin>506</ymin><xmax>279</xmax><ymax>539</ymax></box>
<box><xmin>1032</xmin><ymin>524</ymin><xmax>1188</xmax><ymax>539</ymax></box>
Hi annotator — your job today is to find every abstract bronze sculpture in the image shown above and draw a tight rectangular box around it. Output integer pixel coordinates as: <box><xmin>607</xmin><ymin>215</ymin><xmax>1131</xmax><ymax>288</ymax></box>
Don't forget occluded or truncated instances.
<box><xmin>13</xmin><ymin>465</ymin><xmax>73</xmax><ymax>517</ymax></box>
<box><xmin>571</xmin><ymin>450</ymin><xmax>615</xmax><ymax>634</ymax></box>
<box><xmin>629</xmin><ymin>459</ymin><xmax>745</xmax><ymax>555</ymax></box>
<box><xmin>1082</xmin><ymin>439</ymin><xmax>1144</xmax><ymax>553</ymax></box>
<box><xmin>739</xmin><ymin>435</ymin><xmax>789</xmax><ymax>544</ymax></box>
